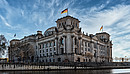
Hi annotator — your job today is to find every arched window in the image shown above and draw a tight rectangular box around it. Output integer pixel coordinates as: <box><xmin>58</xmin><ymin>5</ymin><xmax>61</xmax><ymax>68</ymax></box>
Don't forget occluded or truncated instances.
<box><xmin>76</xmin><ymin>23</ymin><xmax>77</xmax><ymax>27</ymax></box>
<box><xmin>60</xmin><ymin>38</ymin><xmax>64</xmax><ymax>45</ymax></box>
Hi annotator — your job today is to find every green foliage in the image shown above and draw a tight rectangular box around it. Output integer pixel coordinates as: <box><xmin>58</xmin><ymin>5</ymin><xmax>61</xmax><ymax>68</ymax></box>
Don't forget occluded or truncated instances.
<box><xmin>0</xmin><ymin>35</ymin><xmax>8</xmax><ymax>58</ymax></box>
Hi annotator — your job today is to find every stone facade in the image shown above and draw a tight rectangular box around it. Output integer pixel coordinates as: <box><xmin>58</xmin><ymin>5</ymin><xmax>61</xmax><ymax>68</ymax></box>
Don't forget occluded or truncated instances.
<box><xmin>9</xmin><ymin>16</ymin><xmax>112</xmax><ymax>63</ymax></box>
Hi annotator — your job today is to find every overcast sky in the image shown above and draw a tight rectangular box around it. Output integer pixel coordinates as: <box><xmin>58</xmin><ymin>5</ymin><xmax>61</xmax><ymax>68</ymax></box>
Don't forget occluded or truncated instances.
<box><xmin>0</xmin><ymin>0</ymin><xmax>130</xmax><ymax>58</ymax></box>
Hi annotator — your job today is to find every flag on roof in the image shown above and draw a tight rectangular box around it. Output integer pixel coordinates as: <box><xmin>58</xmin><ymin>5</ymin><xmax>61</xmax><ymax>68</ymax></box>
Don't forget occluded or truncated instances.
<box><xmin>61</xmin><ymin>8</ymin><xmax>68</xmax><ymax>14</ymax></box>
<box><xmin>14</xmin><ymin>34</ymin><xmax>16</xmax><ymax>37</ymax></box>
<box><xmin>100</xmin><ymin>26</ymin><xmax>103</xmax><ymax>31</ymax></box>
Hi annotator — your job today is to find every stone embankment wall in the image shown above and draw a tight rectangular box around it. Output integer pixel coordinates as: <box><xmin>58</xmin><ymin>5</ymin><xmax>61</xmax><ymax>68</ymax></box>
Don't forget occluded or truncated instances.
<box><xmin>0</xmin><ymin>62</ymin><xmax>130</xmax><ymax>71</ymax></box>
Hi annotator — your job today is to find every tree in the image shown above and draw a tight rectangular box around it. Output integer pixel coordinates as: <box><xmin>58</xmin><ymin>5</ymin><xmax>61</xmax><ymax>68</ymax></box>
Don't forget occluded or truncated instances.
<box><xmin>86</xmin><ymin>52</ymin><xmax>93</xmax><ymax>62</ymax></box>
<box><xmin>16</xmin><ymin>43</ymin><xmax>35</xmax><ymax>62</ymax></box>
<box><xmin>0</xmin><ymin>35</ymin><xmax>8</xmax><ymax>58</ymax></box>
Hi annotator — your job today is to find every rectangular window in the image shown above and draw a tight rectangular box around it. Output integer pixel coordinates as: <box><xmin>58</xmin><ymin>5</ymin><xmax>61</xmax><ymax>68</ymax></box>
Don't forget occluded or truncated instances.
<box><xmin>50</xmin><ymin>48</ymin><xmax>52</xmax><ymax>51</ymax></box>
<box><xmin>46</xmin><ymin>49</ymin><xmax>48</xmax><ymax>52</ymax></box>
<box><xmin>85</xmin><ymin>48</ymin><xmax>87</xmax><ymax>51</ymax></box>
<box><xmin>53</xmin><ymin>41</ymin><xmax>55</xmax><ymax>46</ymax></box>
<box><xmin>88</xmin><ymin>43</ymin><xmax>90</xmax><ymax>47</ymax></box>
<box><xmin>85</xmin><ymin>42</ymin><xmax>87</xmax><ymax>46</ymax></box>
<box><xmin>50</xmin><ymin>42</ymin><xmax>51</xmax><ymax>47</ymax></box>
<box><xmin>54</xmin><ymin>48</ymin><xmax>55</xmax><ymax>51</ymax></box>
<box><xmin>43</xmin><ymin>44</ymin><xmax>44</xmax><ymax>48</ymax></box>
<box><xmin>40</xmin><ymin>50</ymin><xmax>41</xmax><ymax>53</ymax></box>
<box><xmin>88</xmin><ymin>48</ymin><xmax>90</xmax><ymax>51</ymax></box>
<box><xmin>47</xmin><ymin>53</ymin><xmax>48</xmax><ymax>57</ymax></box>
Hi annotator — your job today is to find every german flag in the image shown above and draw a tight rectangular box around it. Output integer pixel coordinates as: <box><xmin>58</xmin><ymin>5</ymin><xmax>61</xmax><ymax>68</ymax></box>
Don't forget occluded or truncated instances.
<box><xmin>100</xmin><ymin>25</ymin><xmax>103</xmax><ymax>31</ymax></box>
<box><xmin>61</xmin><ymin>8</ymin><xmax>68</xmax><ymax>14</ymax></box>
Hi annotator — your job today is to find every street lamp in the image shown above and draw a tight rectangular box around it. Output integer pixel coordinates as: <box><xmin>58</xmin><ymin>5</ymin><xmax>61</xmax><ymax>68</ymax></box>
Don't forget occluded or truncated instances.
<box><xmin>125</xmin><ymin>56</ymin><xmax>127</xmax><ymax>62</ymax></box>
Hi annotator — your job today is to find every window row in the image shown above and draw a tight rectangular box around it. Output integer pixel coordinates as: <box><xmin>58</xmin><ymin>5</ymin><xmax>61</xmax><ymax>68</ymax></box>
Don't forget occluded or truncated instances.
<box><xmin>39</xmin><ymin>52</ymin><xmax>56</xmax><ymax>57</ymax></box>
<box><xmin>84</xmin><ymin>42</ymin><xmax>106</xmax><ymax>50</ymax></box>
<box><xmin>39</xmin><ymin>48</ymin><xmax>56</xmax><ymax>53</ymax></box>
<box><xmin>38</xmin><ymin>41</ymin><xmax>55</xmax><ymax>49</ymax></box>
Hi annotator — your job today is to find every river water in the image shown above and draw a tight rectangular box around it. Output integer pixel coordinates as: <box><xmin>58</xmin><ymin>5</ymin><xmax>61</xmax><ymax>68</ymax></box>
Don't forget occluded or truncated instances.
<box><xmin>0</xmin><ymin>69</ymin><xmax>130</xmax><ymax>74</ymax></box>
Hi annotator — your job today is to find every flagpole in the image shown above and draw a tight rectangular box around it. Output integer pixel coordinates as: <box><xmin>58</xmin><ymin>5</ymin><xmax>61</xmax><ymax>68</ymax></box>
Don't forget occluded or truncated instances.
<box><xmin>102</xmin><ymin>25</ymin><xmax>103</xmax><ymax>32</ymax></box>
<box><xmin>67</xmin><ymin>8</ymin><xmax>68</xmax><ymax>16</ymax></box>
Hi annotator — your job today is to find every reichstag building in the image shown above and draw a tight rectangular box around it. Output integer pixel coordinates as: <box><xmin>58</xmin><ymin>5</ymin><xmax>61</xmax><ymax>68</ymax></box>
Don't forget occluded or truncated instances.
<box><xmin>9</xmin><ymin>16</ymin><xmax>112</xmax><ymax>63</ymax></box>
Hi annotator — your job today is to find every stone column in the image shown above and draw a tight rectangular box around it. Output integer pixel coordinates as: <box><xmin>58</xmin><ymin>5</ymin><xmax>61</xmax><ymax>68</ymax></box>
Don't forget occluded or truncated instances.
<box><xmin>55</xmin><ymin>37</ymin><xmax>58</xmax><ymax>55</ymax></box>
<box><xmin>81</xmin><ymin>38</ymin><xmax>83</xmax><ymax>54</ymax></box>
<box><xmin>90</xmin><ymin>41</ymin><xmax>94</xmax><ymax>62</ymax></box>
<box><xmin>71</xmin><ymin>35</ymin><xmax>74</xmax><ymax>53</ymax></box>
<box><xmin>83</xmin><ymin>41</ymin><xmax>85</xmax><ymax>55</ymax></box>
<box><xmin>66</xmin><ymin>34</ymin><xmax>72</xmax><ymax>54</ymax></box>
<box><xmin>58</xmin><ymin>38</ymin><xmax>60</xmax><ymax>54</ymax></box>
<box><xmin>78</xmin><ymin>37</ymin><xmax>82</xmax><ymax>54</ymax></box>
<box><xmin>97</xmin><ymin>42</ymin><xmax>99</xmax><ymax>62</ymax></box>
<box><xmin>63</xmin><ymin>35</ymin><xmax>66</xmax><ymax>53</ymax></box>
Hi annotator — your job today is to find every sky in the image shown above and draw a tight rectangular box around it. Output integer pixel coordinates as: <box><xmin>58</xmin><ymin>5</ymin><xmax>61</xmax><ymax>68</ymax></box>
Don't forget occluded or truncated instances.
<box><xmin>0</xmin><ymin>0</ymin><xmax>130</xmax><ymax>58</ymax></box>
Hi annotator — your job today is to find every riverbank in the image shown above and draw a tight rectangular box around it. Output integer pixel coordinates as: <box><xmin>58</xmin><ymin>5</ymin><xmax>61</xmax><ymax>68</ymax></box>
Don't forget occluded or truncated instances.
<box><xmin>1</xmin><ymin>65</ymin><xmax>130</xmax><ymax>71</ymax></box>
<box><xmin>0</xmin><ymin>62</ymin><xmax>130</xmax><ymax>71</ymax></box>
<box><xmin>1</xmin><ymin>69</ymin><xmax>130</xmax><ymax>74</ymax></box>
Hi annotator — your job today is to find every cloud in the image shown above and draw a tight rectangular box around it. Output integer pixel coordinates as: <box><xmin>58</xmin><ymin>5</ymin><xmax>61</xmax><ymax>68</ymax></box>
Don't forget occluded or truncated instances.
<box><xmin>78</xmin><ymin>5</ymin><xmax>130</xmax><ymax>33</ymax></box>
<box><xmin>0</xmin><ymin>15</ymin><xmax>11</xmax><ymax>27</ymax></box>
<box><xmin>67</xmin><ymin>2</ymin><xmax>130</xmax><ymax>58</ymax></box>
<box><xmin>75</xmin><ymin>4</ymin><xmax>130</xmax><ymax>57</ymax></box>
<box><xmin>0</xmin><ymin>0</ymin><xmax>130</xmax><ymax>58</ymax></box>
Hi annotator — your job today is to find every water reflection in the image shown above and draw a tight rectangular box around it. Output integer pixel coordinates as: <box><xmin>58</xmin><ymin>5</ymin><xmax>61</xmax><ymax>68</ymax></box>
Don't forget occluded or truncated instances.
<box><xmin>112</xmin><ymin>69</ymin><xmax>130</xmax><ymax>73</ymax></box>
<box><xmin>0</xmin><ymin>69</ymin><xmax>130</xmax><ymax>74</ymax></box>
